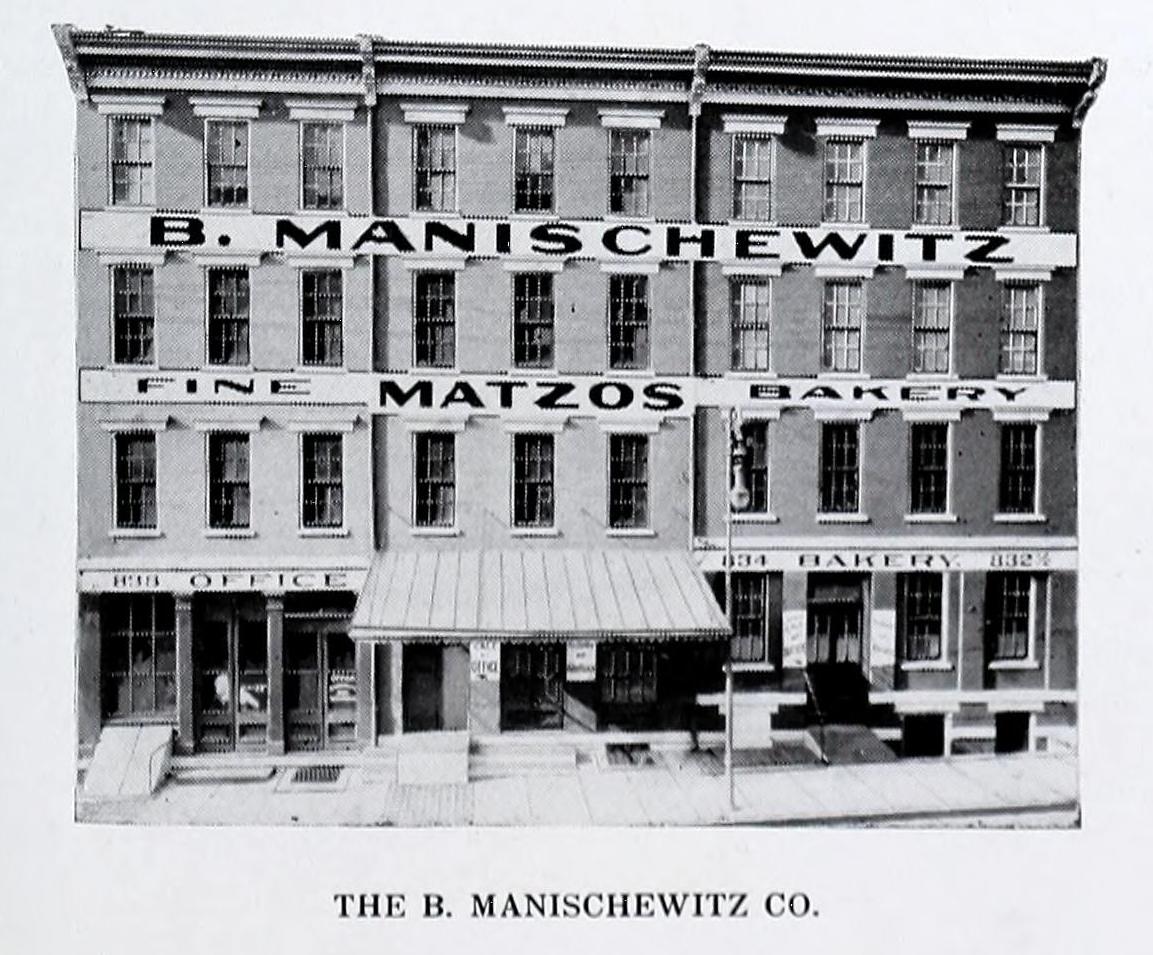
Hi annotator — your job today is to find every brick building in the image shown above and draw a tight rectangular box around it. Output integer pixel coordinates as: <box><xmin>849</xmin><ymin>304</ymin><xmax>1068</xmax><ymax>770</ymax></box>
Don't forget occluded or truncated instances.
<box><xmin>56</xmin><ymin>25</ymin><xmax>1102</xmax><ymax>772</ymax></box>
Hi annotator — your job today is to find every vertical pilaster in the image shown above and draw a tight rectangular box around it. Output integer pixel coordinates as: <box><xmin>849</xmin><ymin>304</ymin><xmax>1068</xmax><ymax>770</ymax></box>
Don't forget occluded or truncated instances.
<box><xmin>387</xmin><ymin>642</ymin><xmax>404</xmax><ymax>734</ymax></box>
<box><xmin>76</xmin><ymin>595</ymin><xmax>102</xmax><ymax>754</ymax></box>
<box><xmin>174</xmin><ymin>594</ymin><xmax>194</xmax><ymax>754</ymax></box>
<box><xmin>266</xmin><ymin>594</ymin><xmax>285</xmax><ymax>755</ymax></box>
<box><xmin>355</xmin><ymin>640</ymin><xmax>374</xmax><ymax>745</ymax></box>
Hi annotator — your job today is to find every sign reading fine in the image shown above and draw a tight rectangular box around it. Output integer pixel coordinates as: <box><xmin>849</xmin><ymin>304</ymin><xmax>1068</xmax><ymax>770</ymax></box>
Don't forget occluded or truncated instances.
<box><xmin>80</xmin><ymin>212</ymin><xmax>1078</xmax><ymax>269</ymax></box>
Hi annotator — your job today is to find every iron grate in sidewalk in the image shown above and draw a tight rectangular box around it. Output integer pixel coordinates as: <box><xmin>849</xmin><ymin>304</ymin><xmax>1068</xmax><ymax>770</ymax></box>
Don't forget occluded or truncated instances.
<box><xmin>605</xmin><ymin>743</ymin><xmax>657</xmax><ymax>767</ymax></box>
<box><xmin>291</xmin><ymin>764</ymin><xmax>342</xmax><ymax>785</ymax></box>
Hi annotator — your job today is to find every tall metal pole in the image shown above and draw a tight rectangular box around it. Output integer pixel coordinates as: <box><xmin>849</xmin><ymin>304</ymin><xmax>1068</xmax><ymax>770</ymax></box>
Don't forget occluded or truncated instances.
<box><xmin>724</xmin><ymin>407</ymin><xmax>736</xmax><ymax>813</ymax></box>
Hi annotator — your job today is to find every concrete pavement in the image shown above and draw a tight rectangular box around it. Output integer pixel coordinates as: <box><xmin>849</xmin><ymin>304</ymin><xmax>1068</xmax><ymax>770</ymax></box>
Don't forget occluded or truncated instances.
<box><xmin>76</xmin><ymin>750</ymin><xmax>1078</xmax><ymax>827</ymax></box>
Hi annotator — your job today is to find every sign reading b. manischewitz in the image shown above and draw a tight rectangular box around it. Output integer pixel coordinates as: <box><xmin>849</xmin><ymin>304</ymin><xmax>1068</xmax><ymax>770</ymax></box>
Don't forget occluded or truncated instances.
<box><xmin>81</xmin><ymin>212</ymin><xmax>1078</xmax><ymax>269</ymax></box>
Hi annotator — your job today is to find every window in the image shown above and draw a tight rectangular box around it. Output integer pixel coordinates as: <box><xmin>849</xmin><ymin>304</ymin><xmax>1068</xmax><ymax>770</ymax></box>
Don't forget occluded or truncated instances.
<box><xmin>986</xmin><ymin>572</ymin><xmax>1034</xmax><ymax>661</ymax></box>
<box><xmin>731</xmin><ymin>574</ymin><xmax>768</xmax><ymax>663</ymax></box>
<box><xmin>608</xmin><ymin>434</ymin><xmax>649</xmax><ymax>529</ymax></box>
<box><xmin>301</xmin><ymin>433</ymin><xmax>343</xmax><ymax>529</ymax></box>
<box><xmin>414</xmin><ymin>272</ymin><xmax>456</xmax><ymax>368</ymax></box>
<box><xmin>730</xmin><ymin>278</ymin><xmax>771</xmax><ymax>371</ymax></box>
<box><xmin>513</xmin><ymin>273</ymin><xmax>555</xmax><ymax>368</ymax></box>
<box><xmin>514</xmin><ymin>127</ymin><xmax>555</xmax><ymax>212</ymax></box>
<box><xmin>899</xmin><ymin>574</ymin><xmax>944</xmax><ymax>662</ymax></box>
<box><xmin>109</xmin><ymin>116</ymin><xmax>154</xmax><ymax>205</ymax></box>
<box><xmin>301</xmin><ymin>121</ymin><xmax>343</xmax><ymax>210</ymax></box>
<box><xmin>1003</xmin><ymin>144</ymin><xmax>1043</xmax><ymax>227</ymax></box>
<box><xmin>207</xmin><ymin>268</ymin><xmax>250</xmax><ymax>365</ymax></box>
<box><xmin>821</xmin><ymin>281</ymin><xmax>863</xmax><ymax>373</ymax></box>
<box><xmin>608</xmin><ymin>129</ymin><xmax>650</xmax><ymax>216</ymax></box>
<box><xmin>114</xmin><ymin>433</ymin><xmax>157</xmax><ymax>530</ymax></box>
<box><xmin>819</xmin><ymin>423</ymin><xmax>860</xmax><ymax>514</ymax></box>
<box><xmin>999</xmin><ymin>284</ymin><xmax>1042</xmax><ymax>376</ymax></box>
<box><xmin>998</xmin><ymin>423</ymin><xmax>1038</xmax><ymax>515</ymax></box>
<box><xmin>207</xmin><ymin>432</ymin><xmax>250</xmax><ymax>529</ymax></box>
<box><xmin>112</xmin><ymin>265</ymin><xmax>155</xmax><ymax>364</ymax></box>
<box><xmin>608</xmin><ymin>274</ymin><xmax>650</xmax><ymax>369</ymax></box>
<box><xmin>101</xmin><ymin>595</ymin><xmax>176</xmax><ymax>719</ymax></box>
<box><xmin>598</xmin><ymin>645</ymin><xmax>658</xmax><ymax>705</ymax></box>
<box><xmin>911</xmin><ymin>282</ymin><xmax>952</xmax><ymax>374</ymax></box>
<box><xmin>913</xmin><ymin>141</ymin><xmax>954</xmax><ymax>225</ymax></box>
<box><xmin>823</xmin><ymin>139</ymin><xmax>865</xmax><ymax>222</ymax></box>
<box><xmin>512</xmin><ymin>433</ymin><xmax>555</xmax><ymax>528</ymax></box>
<box><xmin>414</xmin><ymin>125</ymin><xmax>456</xmax><ymax>212</ymax></box>
<box><xmin>909</xmin><ymin>422</ymin><xmax>949</xmax><ymax>515</ymax></box>
<box><xmin>732</xmin><ymin>135</ymin><xmax>772</xmax><ymax>220</ymax></box>
<box><xmin>414</xmin><ymin>432</ymin><xmax>455</xmax><ymax>528</ymax></box>
<box><xmin>740</xmin><ymin>421</ymin><xmax>770</xmax><ymax>514</ymax></box>
<box><xmin>206</xmin><ymin>120</ymin><xmax>249</xmax><ymax>207</ymax></box>
<box><xmin>301</xmin><ymin>269</ymin><xmax>343</xmax><ymax>366</ymax></box>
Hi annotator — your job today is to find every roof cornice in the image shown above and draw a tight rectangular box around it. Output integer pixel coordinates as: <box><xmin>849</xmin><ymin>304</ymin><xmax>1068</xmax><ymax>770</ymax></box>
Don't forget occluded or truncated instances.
<box><xmin>52</xmin><ymin>23</ymin><xmax>1106</xmax><ymax>121</ymax></box>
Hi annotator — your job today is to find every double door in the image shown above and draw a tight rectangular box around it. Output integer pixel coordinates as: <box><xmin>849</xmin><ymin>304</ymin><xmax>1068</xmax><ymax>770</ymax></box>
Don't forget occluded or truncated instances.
<box><xmin>501</xmin><ymin>643</ymin><xmax>564</xmax><ymax>731</ymax></box>
<box><xmin>805</xmin><ymin>575</ymin><xmax>869</xmax><ymax>722</ymax></box>
<box><xmin>193</xmin><ymin>596</ymin><xmax>268</xmax><ymax>753</ymax></box>
<box><xmin>284</xmin><ymin>623</ymin><xmax>358</xmax><ymax>751</ymax></box>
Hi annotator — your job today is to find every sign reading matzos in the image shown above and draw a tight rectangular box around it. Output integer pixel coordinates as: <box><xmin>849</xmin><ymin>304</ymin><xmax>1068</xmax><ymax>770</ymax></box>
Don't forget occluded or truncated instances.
<box><xmin>81</xmin><ymin>211</ymin><xmax>1078</xmax><ymax>269</ymax></box>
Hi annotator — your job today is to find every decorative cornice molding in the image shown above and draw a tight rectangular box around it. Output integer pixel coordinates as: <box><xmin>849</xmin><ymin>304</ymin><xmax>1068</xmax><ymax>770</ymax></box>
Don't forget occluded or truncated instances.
<box><xmin>996</xmin><ymin>123</ymin><xmax>1058</xmax><ymax>143</ymax></box>
<box><xmin>689</xmin><ymin>43</ymin><xmax>710</xmax><ymax>117</ymax></box>
<box><xmin>814</xmin><ymin>117</ymin><xmax>880</xmax><ymax>138</ymax></box>
<box><xmin>906</xmin><ymin>120</ymin><xmax>970</xmax><ymax>141</ymax></box>
<box><xmin>92</xmin><ymin>92</ymin><xmax>166</xmax><ymax>116</ymax></box>
<box><xmin>52</xmin><ymin>23</ymin><xmax>88</xmax><ymax>101</ymax></box>
<box><xmin>722</xmin><ymin>113</ymin><xmax>787</xmax><ymax>135</ymax></box>
<box><xmin>357</xmin><ymin>33</ymin><xmax>377</xmax><ymax>106</ymax></box>
<box><xmin>598</xmin><ymin>106</ymin><xmax>665</xmax><ymax>129</ymax></box>
<box><xmin>1072</xmin><ymin>57</ymin><xmax>1107</xmax><ymax>128</ymax></box>
<box><xmin>502</xmin><ymin>105</ymin><xmax>569</xmax><ymax>127</ymax></box>
<box><xmin>285</xmin><ymin>96</ymin><xmax>359</xmax><ymax>121</ymax></box>
<box><xmin>400</xmin><ymin>101</ymin><xmax>470</xmax><ymax>125</ymax></box>
<box><xmin>189</xmin><ymin>95</ymin><xmax>263</xmax><ymax>119</ymax></box>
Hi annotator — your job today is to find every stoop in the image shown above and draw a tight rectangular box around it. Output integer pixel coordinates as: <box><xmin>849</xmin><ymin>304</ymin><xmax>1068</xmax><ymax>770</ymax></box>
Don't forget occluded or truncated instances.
<box><xmin>82</xmin><ymin>725</ymin><xmax>174</xmax><ymax>798</ymax></box>
<box><xmin>396</xmin><ymin>731</ymin><xmax>470</xmax><ymax>785</ymax></box>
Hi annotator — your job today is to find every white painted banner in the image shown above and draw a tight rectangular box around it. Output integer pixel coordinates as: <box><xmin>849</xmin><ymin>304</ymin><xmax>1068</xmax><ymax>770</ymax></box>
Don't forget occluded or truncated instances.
<box><xmin>566</xmin><ymin>641</ymin><xmax>598</xmax><ymax>682</ymax></box>
<box><xmin>469</xmin><ymin>640</ymin><xmax>501</xmax><ymax>683</ymax></box>
<box><xmin>697</xmin><ymin>546</ymin><xmax>1077</xmax><ymax>573</ymax></box>
<box><xmin>79</xmin><ymin>369</ymin><xmax>1076</xmax><ymax>415</ymax></box>
<box><xmin>77</xmin><ymin>566</ymin><xmax>367</xmax><ymax>593</ymax></box>
<box><xmin>782</xmin><ymin>610</ymin><xmax>808</xmax><ymax>669</ymax></box>
<box><xmin>81</xmin><ymin>210</ymin><xmax>1078</xmax><ymax>269</ymax></box>
<box><xmin>869</xmin><ymin>608</ymin><xmax>898</xmax><ymax>691</ymax></box>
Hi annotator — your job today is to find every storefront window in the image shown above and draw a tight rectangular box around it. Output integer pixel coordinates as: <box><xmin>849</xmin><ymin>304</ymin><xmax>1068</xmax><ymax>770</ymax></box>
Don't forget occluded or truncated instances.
<box><xmin>100</xmin><ymin>594</ymin><xmax>176</xmax><ymax>720</ymax></box>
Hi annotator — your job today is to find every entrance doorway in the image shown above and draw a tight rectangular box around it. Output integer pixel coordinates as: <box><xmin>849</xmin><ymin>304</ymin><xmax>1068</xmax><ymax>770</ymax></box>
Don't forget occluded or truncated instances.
<box><xmin>284</xmin><ymin>629</ymin><xmax>357</xmax><ymax>752</ymax></box>
<box><xmin>995</xmin><ymin>712</ymin><xmax>1031</xmax><ymax>754</ymax></box>
<box><xmin>806</xmin><ymin>575</ymin><xmax>869</xmax><ymax>722</ymax></box>
<box><xmin>193</xmin><ymin>595</ymin><xmax>267</xmax><ymax>753</ymax></box>
<box><xmin>501</xmin><ymin>643</ymin><xmax>564</xmax><ymax>730</ymax></box>
<box><xmin>403</xmin><ymin>644</ymin><xmax>443</xmax><ymax>732</ymax></box>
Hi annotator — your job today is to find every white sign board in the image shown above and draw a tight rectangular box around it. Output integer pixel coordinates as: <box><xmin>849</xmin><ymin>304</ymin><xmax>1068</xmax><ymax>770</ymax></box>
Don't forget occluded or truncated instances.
<box><xmin>469</xmin><ymin>640</ymin><xmax>501</xmax><ymax>683</ymax></box>
<box><xmin>566</xmin><ymin>641</ymin><xmax>597</xmax><ymax>682</ymax></box>
<box><xmin>782</xmin><ymin>610</ymin><xmax>808</xmax><ymax>669</ymax></box>
<box><xmin>869</xmin><ymin>608</ymin><xmax>898</xmax><ymax>691</ymax></box>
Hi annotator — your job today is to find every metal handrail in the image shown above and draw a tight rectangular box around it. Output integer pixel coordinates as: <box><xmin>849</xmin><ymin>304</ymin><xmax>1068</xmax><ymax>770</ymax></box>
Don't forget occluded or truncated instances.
<box><xmin>802</xmin><ymin>668</ymin><xmax>831</xmax><ymax>766</ymax></box>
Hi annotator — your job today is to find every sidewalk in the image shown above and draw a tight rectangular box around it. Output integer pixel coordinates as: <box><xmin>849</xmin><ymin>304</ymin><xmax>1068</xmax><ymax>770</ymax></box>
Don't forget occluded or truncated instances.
<box><xmin>77</xmin><ymin>750</ymin><xmax>1078</xmax><ymax>828</ymax></box>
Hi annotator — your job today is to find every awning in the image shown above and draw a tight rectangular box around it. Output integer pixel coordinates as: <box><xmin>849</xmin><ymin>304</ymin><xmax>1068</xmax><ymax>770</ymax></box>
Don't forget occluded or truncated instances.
<box><xmin>350</xmin><ymin>550</ymin><xmax>730</xmax><ymax>642</ymax></box>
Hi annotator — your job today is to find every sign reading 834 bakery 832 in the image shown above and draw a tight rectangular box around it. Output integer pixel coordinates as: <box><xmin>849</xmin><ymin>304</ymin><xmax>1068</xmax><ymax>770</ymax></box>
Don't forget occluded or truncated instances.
<box><xmin>80</xmin><ymin>212</ymin><xmax>1078</xmax><ymax>269</ymax></box>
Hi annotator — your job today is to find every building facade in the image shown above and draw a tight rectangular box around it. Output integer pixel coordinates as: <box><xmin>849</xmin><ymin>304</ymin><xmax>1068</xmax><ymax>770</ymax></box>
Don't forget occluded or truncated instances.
<box><xmin>57</xmin><ymin>25</ymin><xmax>1103</xmax><ymax>765</ymax></box>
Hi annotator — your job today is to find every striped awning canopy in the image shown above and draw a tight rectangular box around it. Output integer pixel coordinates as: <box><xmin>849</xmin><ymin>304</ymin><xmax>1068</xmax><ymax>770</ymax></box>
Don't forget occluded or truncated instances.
<box><xmin>350</xmin><ymin>550</ymin><xmax>729</xmax><ymax>642</ymax></box>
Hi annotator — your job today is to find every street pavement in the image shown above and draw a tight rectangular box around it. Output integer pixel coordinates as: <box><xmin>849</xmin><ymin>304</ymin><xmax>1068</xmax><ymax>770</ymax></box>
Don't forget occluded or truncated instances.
<box><xmin>76</xmin><ymin>750</ymin><xmax>1078</xmax><ymax>828</ymax></box>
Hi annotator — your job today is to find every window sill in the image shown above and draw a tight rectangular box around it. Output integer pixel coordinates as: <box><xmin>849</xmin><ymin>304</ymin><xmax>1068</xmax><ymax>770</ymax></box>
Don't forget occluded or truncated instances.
<box><xmin>410</xmin><ymin>526</ymin><xmax>461</xmax><ymax>538</ymax></box>
<box><xmin>906</xmin><ymin>372</ymin><xmax>958</xmax><ymax>382</ymax></box>
<box><xmin>294</xmin><ymin>365</ymin><xmax>347</xmax><ymax>374</ymax></box>
<box><xmin>988</xmin><ymin>658</ymin><xmax>1040</xmax><ymax>671</ymax></box>
<box><xmin>994</xmin><ymin>373</ymin><xmax>1047</xmax><ymax>383</ymax></box>
<box><xmin>820</xmin><ymin>221</ymin><xmax>871</xmax><ymax>229</ymax></box>
<box><xmin>998</xmin><ymin>225</ymin><xmax>1050</xmax><ymax>234</ymax></box>
<box><xmin>904</xmin><ymin>513</ymin><xmax>959</xmax><ymax>524</ymax></box>
<box><xmin>298</xmin><ymin>527</ymin><xmax>350</xmax><ymax>538</ymax></box>
<box><xmin>206</xmin><ymin>363</ymin><xmax>255</xmax><ymax>372</ymax></box>
<box><xmin>816</xmin><ymin>371</ymin><xmax>867</xmax><ymax>380</ymax></box>
<box><xmin>510</xmin><ymin>527</ymin><xmax>562</xmax><ymax>538</ymax></box>
<box><xmin>109</xmin><ymin>528</ymin><xmax>163</xmax><ymax>539</ymax></box>
<box><xmin>410</xmin><ymin>208</ymin><xmax>461</xmax><ymax>217</ymax></box>
<box><xmin>604</xmin><ymin>367</ymin><xmax>656</xmax><ymax>377</ymax></box>
<box><xmin>901</xmin><ymin>660</ymin><xmax>954</xmax><ymax>672</ymax></box>
<box><xmin>201</xmin><ymin>205</ymin><xmax>252</xmax><ymax>215</ymax></box>
<box><xmin>816</xmin><ymin>513</ymin><xmax>870</xmax><ymax>524</ymax></box>
<box><xmin>605</xmin><ymin>527</ymin><xmax>656</xmax><ymax>538</ymax></box>
<box><xmin>727</xmin><ymin>369</ymin><xmax>777</xmax><ymax>379</ymax></box>
<box><xmin>732</xmin><ymin>512</ymin><xmax>779</xmax><ymax>524</ymax></box>
<box><xmin>203</xmin><ymin>528</ymin><xmax>256</xmax><ymax>538</ymax></box>
<box><xmin>108</xmin><ymin>361</ymin><xmax>160</xmax><ymax>372</ymax></box>
<box><xmin>729</xmin><ymin>661</ymin><xmax>775</xmax><ymax>674</ymax></box>
<box><xmin>993</xmin><ymin>513</ymin><xmax>1048</xmax><ymax>524</ymax></box>
<box><xmin>296</xmin><ymin>207</ymin><xmax>350</xmax><ymax>216</ymax></box>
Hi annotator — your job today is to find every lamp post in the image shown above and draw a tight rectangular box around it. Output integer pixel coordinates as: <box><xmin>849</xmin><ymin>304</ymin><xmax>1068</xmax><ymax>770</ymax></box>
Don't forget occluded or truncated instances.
<box><xmin>724</xmin><ymin>406</ymin><xmax>750</xmax><ymax>813</ymax></box>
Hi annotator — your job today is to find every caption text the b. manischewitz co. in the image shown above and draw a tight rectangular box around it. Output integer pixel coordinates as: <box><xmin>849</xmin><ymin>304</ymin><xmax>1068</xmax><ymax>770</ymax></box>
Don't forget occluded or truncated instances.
<box><xmin>333</xmin><ymin>890</ymin><xmax>819</xmax><ymax>921</ymax></box>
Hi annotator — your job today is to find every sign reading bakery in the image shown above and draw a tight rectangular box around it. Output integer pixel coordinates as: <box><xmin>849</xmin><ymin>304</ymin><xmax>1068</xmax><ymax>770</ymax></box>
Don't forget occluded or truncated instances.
<box><xmin>80</xmin><ymin>212</ymin><xmax>1078</xmax><ymax>269</ymax></box>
